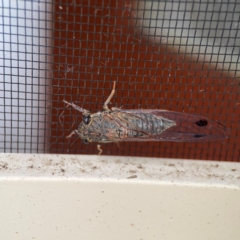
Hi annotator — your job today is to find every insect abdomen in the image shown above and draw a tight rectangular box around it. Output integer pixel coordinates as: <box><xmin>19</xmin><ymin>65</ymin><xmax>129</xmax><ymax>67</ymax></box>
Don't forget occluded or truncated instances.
<box><xmin>118</xmin><ymin>112</ymin><xmax>176</xmax><ymax>136</ymax></box>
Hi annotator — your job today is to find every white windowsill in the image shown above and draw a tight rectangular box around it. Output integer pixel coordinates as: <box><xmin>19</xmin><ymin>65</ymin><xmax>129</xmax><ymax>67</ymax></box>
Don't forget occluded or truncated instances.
<box><xmin>0</xmin><ymin>154</ymin><xmax>239</xmax><ymax>240</ymax></box>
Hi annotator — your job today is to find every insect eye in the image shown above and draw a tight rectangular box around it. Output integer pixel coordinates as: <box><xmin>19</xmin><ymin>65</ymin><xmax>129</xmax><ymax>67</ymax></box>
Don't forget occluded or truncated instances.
<box><xmin>82</xmin><ymin>139</ymin><xmax>89</xmax><ymax>144</ymax></box>
<box><xmin>83</xmin><ymin>115</ymin><xmax>91</xmax><ymax>125</ymax></box>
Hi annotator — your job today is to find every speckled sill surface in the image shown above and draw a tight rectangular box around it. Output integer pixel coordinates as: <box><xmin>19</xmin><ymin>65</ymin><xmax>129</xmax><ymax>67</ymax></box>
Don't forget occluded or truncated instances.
<box><xmin>0</xmin><ymin>154</ymin><xmax>239</xmax><ymax>186</ymax></box>
<box><xmin>0</xmin><ymin>154</ymin><xmax>239</xmax><ymax>240</ymax></box>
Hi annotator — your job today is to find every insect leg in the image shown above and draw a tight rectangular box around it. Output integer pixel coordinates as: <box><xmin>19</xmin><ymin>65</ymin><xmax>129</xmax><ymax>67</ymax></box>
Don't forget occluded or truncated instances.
<box><xmin>66</xmin><ymin>129</ymin><xmax>78</xmax><ymax>139</ymax></box>
<box><xmin>111</xmin><ymin>107</ymin><xmax>122</xmax><ymax>111</ymax></box>
<box><xmin>97</xmin><ymin>144</ymin><xmax>103</xmax><ymax>155</ymax></box>
<box><xmin>63</xmin><ymin>100</ymin><xmax>89</xmax><ymax>114</ymax></box>
<box><xmin>103</xmin><ymin>81</ymin><xmax>116</xmax><ymax>111</ymax></box>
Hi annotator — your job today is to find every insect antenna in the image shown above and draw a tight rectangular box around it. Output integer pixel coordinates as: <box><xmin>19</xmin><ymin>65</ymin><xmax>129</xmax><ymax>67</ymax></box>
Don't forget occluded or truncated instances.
<box><xmin>63</xmin><ymin>100</ymin><xmax>89</xmax><ymax>114</ymax></box>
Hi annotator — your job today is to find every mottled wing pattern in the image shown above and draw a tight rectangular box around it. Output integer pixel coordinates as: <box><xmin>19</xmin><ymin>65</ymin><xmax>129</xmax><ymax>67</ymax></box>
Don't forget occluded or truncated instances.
<box><xmin>114</xmin><ymin>109</ymin><xmax>229</xmax><ymax>142</ymax></box>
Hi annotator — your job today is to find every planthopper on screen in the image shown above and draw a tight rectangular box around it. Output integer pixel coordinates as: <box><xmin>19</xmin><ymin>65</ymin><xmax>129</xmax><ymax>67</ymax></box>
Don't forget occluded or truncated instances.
<box><xmin>63</xmin><ymin>81</ymin><xmax>229</xmax><ymax>144</ymax></box>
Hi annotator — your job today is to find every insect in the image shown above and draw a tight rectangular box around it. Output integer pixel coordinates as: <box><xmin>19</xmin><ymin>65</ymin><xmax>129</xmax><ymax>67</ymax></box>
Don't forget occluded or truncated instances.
<box><xmin>63</xmin><ymin>81</ymin><xmax>229</xmax><ymax>144</ymax></box>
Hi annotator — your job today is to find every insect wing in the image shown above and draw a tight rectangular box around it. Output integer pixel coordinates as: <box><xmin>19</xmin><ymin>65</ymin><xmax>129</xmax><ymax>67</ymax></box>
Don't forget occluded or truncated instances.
<box><xmin>116</xmin><ymin>109</ymin><xmax>229</xmax><ymax>142</ymax></box>
<box><xmin>155</xmin><ymin>110</ymin><xmax>228</xmax><ymax>142</ymax></box>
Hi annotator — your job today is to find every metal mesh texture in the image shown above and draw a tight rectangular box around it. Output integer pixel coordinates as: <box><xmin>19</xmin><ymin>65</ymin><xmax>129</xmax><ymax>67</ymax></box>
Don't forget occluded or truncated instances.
<box><xmin>0</xmin><ymin>0</ymin><xmax>240</xmax><ymax>161</ymax></box>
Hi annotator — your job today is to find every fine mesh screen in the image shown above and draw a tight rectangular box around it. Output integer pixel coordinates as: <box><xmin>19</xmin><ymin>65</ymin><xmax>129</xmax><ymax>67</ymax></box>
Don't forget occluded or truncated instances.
<box><xmin>1</xmin><ymin>0</ymin><xmax>240</xmax><ymax>161</ymax></box>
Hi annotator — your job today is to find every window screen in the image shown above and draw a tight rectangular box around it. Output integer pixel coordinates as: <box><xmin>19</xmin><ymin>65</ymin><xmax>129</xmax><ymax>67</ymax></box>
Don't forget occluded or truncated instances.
<box><xmin>1</xmin><ymin>0</ymin><xmax>239</xmax><ymax>161</ymax></box>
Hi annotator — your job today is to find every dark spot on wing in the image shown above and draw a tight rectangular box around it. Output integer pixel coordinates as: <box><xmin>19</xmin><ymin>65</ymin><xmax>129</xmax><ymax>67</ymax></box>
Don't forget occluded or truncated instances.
<box><xmin>195</xmin><ymin>119</ymin><xmax>208</xmax><ymax>127</ymax></box>
<box><xmin>194</xmin><ymin>134</ymin><xmax>204</xmax><ymax>138</ymax></box>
